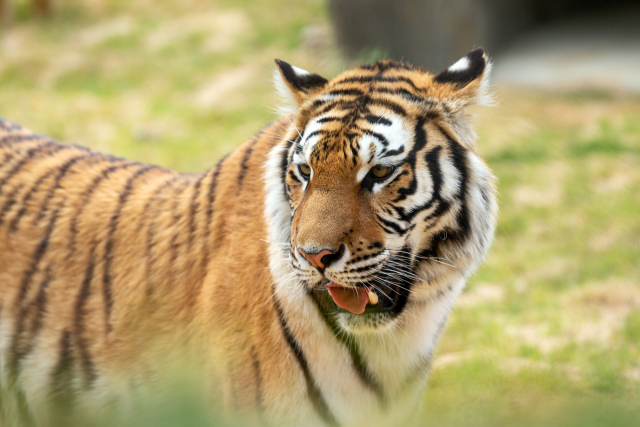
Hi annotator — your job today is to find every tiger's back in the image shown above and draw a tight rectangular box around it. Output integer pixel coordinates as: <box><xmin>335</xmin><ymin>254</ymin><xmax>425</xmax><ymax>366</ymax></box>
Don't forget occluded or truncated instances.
<box><xmin>0</xmin><ymin>118</ymin><xmax>290</xmax><ymax>425</ymax></box>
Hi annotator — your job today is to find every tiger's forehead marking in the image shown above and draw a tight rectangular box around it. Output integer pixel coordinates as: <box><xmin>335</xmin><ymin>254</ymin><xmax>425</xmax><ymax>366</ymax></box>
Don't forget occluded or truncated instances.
<box><xmin>299</xmin><ymin>111</ymin><xmax>415</xmax><ymax>183</ymax></box>
<box><xmin>294</xmin><ymin>60</ymin><xmax>431</xmax><ymax>178</ymax></box>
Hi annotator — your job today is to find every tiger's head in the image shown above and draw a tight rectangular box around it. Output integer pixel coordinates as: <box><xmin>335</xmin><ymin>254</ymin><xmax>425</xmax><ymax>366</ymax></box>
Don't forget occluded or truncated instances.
<box><xmin>265</xmin><ymin>48</ymin><xmax>497</xmax><ymax>333</ymax></box>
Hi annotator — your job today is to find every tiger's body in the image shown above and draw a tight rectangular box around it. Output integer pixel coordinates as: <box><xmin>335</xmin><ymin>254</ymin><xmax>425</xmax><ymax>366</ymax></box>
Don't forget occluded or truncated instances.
<box><xmin>0</xmin><ymin>48</ymin><xmax>497</xmax><ymax>427</ymax></box>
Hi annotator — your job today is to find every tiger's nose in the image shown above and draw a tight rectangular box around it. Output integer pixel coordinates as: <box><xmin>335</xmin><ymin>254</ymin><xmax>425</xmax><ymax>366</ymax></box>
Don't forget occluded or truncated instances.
<box><xmin>297</xmin><ymin>248</ymin><xmax>334</xmax><ymax>269</ymax></box>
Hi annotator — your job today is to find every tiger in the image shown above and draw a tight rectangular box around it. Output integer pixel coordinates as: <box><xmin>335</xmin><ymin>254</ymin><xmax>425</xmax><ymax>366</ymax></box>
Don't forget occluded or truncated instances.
<box><xmin>0</xmin><ymin>47</ymin><xmax>497</xmax><ymax>427</ymax></box>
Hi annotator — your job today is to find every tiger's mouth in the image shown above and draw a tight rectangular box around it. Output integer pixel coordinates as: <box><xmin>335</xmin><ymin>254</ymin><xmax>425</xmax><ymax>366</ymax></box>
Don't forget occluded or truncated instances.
<box><xmin>306</xmin><ymin>251</ymin><xmax>414</xmax><ymax>319</ymax></box>
<box><xmin>316</xmin><ymin>257</ymin><xmax>413</xmax><ymax>316</ymax></box>
<box><xmin>325</xmin><ymin>282</ymin><xmax>382</xmax><ymax>314</ymax></box>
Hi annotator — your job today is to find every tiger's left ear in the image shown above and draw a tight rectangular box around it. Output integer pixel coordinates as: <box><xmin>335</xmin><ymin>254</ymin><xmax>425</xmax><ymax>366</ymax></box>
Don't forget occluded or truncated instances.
<box><xmin>273</xmin><ymin>59</ymin><xmax>328</xmax><ymax>114</ymax></box>
<box><xmin>432</xmin><ymin>47</ymin><xmax>494</xmax><ymax>111</ymax></box>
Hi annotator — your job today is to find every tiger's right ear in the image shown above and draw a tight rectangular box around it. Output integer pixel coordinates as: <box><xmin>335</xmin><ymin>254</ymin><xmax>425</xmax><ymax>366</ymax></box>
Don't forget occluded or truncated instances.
<box><xmin>431</xmin><ymin>47</ymin><xmax>494</xmax><ymax>110</ymax></box>
<box><xmin>273</xmin><ymin>59</ymin><xmax>328</xmax><ymax>114</ymax></box>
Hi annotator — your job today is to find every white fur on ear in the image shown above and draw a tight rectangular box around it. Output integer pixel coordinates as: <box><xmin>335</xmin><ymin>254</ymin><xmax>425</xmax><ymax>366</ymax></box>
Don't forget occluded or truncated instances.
<box><xmin>272</xmin><ymin>60</ymin><xmax>328</xmax><ymax>116</ymax></box>
<box><xmin>435</xmin><ymin>48</ymin><xmax>496</xmax><ymax>109</ymax></box>
<box><xmin>448</xmin><ymin>56</ymin><xmax>470</xmax><ymax>72</ymax></box>
<box><xmin>475</xmin><ymin>58</ymin><xmax>496</xmax><ymax>108</ymax></box>
<box><xmin>272</xmin><ymin>67</ymin><xmax>299</xmax><ymax>116</ymax></box>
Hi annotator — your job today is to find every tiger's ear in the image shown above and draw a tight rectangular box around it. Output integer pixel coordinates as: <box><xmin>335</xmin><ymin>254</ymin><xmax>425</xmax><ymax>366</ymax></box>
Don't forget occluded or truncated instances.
<box><xmin>432</xmin><ymin>47</ymin><xmax>494</xmax><ymax>111</ymax></box>
<box><xmin>273</xmin><ymin>59</ymin><xmax>328</xmax><ymax>114</ymax></box>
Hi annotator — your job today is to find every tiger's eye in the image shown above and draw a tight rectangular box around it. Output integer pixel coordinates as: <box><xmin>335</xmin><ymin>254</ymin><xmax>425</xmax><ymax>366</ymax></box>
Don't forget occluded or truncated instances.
<box><xmin>299</xmin><ymin>164</ymin><xmax>312</xmax><ymax>178</ymax></box>
<box><xmin>371</xmin><ymin>165</ymin><xmax>393</xmax><ymax>179</ymax></box>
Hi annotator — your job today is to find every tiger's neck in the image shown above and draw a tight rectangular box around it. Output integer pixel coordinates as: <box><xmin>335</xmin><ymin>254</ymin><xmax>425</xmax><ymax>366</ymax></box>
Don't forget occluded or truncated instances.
<box><xmin>270</xmin><ymin>255</ymin><xmax>465</xmax><ymax>425</ymax></box>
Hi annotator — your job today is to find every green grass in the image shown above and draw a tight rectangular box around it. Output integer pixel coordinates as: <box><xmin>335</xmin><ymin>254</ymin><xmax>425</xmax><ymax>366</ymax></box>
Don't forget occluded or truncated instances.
<box><xmin>2</xmin><ymin>1</ymin><xmax>640</xmax><ymax>425</ymax></box>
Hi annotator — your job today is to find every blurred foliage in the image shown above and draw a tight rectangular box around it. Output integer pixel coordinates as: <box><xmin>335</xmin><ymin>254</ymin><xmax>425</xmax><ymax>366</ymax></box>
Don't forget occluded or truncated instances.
<box><xmin>1</xmin><ymin>0</ymin><xmax>640</xmax><ymax>426</ymax></box>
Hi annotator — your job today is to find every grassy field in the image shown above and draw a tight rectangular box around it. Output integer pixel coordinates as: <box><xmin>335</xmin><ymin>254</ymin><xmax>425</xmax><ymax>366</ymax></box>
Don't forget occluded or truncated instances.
<box><xmin>1</xmin><ymin>0</ymin><xmax>639</xmax><ymax>425</ymax></box>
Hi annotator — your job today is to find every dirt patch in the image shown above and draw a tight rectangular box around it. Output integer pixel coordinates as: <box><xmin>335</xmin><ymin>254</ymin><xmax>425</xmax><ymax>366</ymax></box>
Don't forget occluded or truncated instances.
<box><xmin>563</xmin><ymin>280</ymin><xmax>640</xmax><ymax>343</ymax></box>
<box><xmin>194</xmin><ymin>65</ymin><xmax>255</xmax><ymax>109</ymax></box>
<box><xmin>145</xmin><ymin>10</ymin><xmax>250</xmax><ymax>52</ymax></box>
<box><xmin>505</xmin><ymin>324</ymin><xmax>566</xmax><ymax>354</ymax></box>
<box><xmin>76</xmin><ymin>16</ymin><xmax>136</xmax><ymax>47</ymax></box>
<box><xmin>431</xmin><ymin>351</ymin><xmax>475</xmax><ymax>370</ymax></box>
<box><xmin>40</xmin><ymin>50</ymin><xmax>85</xmax><ymax>87</ymax></box>
<box><xmin>0</xmin><ymin>27</ymin><xmax>34</xmax><ymax>61</ymax></box>
<box><xmin>512</xmin><ymin>184</ymin><xmax>562</xmax><ymax>207</ymax></box>
<box><xmin>457</xmin><ymin>283</ymin><xmax>505</xmax><ymax>307</ymax></box>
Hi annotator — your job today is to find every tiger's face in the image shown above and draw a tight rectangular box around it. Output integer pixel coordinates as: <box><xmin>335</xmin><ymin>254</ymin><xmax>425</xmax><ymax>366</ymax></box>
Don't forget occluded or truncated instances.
<box><xmin>269</xmin><ymin>50</ymin><xmax>497</xmax><ymax>333</ymax></box>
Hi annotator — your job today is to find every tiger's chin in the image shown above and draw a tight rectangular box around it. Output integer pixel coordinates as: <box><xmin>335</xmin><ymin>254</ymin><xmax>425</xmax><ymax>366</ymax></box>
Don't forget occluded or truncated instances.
<box><xmin>308</xmin><ymin>279</ymin><xmax>411</xmax><ymax>333</ymax></box>
<box><xmin>335</xmin><ymin>311</ymin><xmax>399</xmax><ymax>333</ymax></box>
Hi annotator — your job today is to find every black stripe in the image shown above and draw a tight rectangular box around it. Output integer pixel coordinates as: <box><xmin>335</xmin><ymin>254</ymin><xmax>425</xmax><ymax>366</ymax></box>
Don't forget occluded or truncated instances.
<box><xmin>9</xmin><ymin>153</ymin><xmax>91</xmax><ymax>232</ymax></box>
<box><xmin>167</xmin><ymin>181</ymin><xmax>187</xmax><ymax>293</ymax></box>
<box><xmin>50</xmin><ymin>328</ymin><xmax>76</xmax><ymax>399</ymax></box>
<box><xmin>237</xmin><ymin>135</ymin><xmax>260</xmax><ymax>186</ymax></box>
<box><xmin>378</xmin><ymin>75</ymin><xmax>421</xmax><ymax>90</ymax></box>
<box><xmin>306</xmin><ymin>98</ymin><xmax>346</xmax><ymax>118</ymax></box>
<box><xmin>7</xmin><ymin>267</ymin><xmax>53</xmax><ymax>383</ymax></box>
<box><xmin>331</xmin><ymin>76</ymin><xmax>376</xmax><ymax>85</ymax></box>
<box><xmin>280</xmin><ymin>140</ymin><xmax>294</xmax><ymax>203</ymax></box>
<box><xmin>0</xmin><ymin>182</ymin><xmax>25</xmax><ymax>227</ymax></box>
<box><xmin>0</xmin><ymin>151</ymin><xmax>17</xmax><ymax>173</ymax></box>
<box><xmin>421</xmin><ymin>199</ymin><xmax>451</xmax><ymax>228</ymax></box>
<box><xmin>364</xmin><ymin>115</ymin><xmax>392</xmax><ymax>126</ymax></box>
<box><xmin>376</xmin><ymin>214</ymin><xmax>407</xmax><ymax>236</ymax></box>
<box><xmin>316</xmin><ymin>116</ymin><xmax>343</xmax><ymax>124</ymax></box>
<box><xmin>66</xmin><ymin>162</ymin><xmax>134</xmax><ymax>261</ymax></box>
<box><xmin>393</xmin><ymin>117</ymin><xmax>429</xmax><ymax>202</ymax></box>
<box><xmin>251</xmin><ymin>345</ymin><xmax>267</xmax><ymax>424</ymax></box>
<box><xmin>375</xmin><ymin>87</ymin><xmax>429</xmax><ymax>105</ymax></box>
<box><xmin>288</xmin><ymin>169</ymin><xmax>301</xmax><ymax>184</ymax></box>
<box><xmin>0</xmin><ymin>118</ymin><xmax>26</xmax><ymax>131</ymax></box>
<box><xmin>203</xmin><ymin>154</ymin><xmax>229</xmax><ymax>265</ymax></box>
<box><xmin>365</xmin><ymin>98</ymin><xmax>407</xmax><ymax>117</ymax></box>
<box><xmin>303</xmin><ymin>129</ymin><xmax>330</xmax><ymax>141</ymax></box>
<box><xmin>327</xmin><ymin>88</ymin><xmax>365</xmax><ymax>97</ymax></box>
<box><xmin>187</xmin><ymin>173</ymin><xmax>206</xmax><ymax>250</ymax></box>
<box><xmin>308</xmin><ymin>291</ymin><xmax>386</xmax><ymax>406</ymax></box>
<box><xmin>303</xmin><ymin>98</ymin><xmax>339</xmax><ymax>117</ymax></box>
<box><xmin>0</xmin><ymin>118</ymin><xmax>16</xmax><ymax>130</ymax></box>
<box><xmin>445</xmin><ymin>134</ymin><xmax>471</xmax><ymax>238</ymax></box>
<box><xmin>33</xmin><ymin>154</ymin><xmax>93</xmax><ymax>226</ymax></box>
<box><xmin>0</xmin><ymin>134</ymin><xmax>43</xmax><ymax>146</ymax></box>
<box><xmin>102</xmin><ymin>165</ymin><xmax>156</xmax><ymax>330</ymax></box>
<box><xmin>74</xmin><ymin>247</ymin><xmax>98</xmax><ymax>388</ymax></box>
<box><xmin>425</xmin><ymin>146</ymin><xmax>444</xmax><ymax>199</ymax></box>
<box><xmin>145</xmin><ymin>176</ymin><xmax>182</xmax><ymax>298</ymax></box>
<box><xmin>380</xmin><ymin>146</ymin><xmax>404</xmax><ymax>158</ymax></box>
<box><xmin>349</xmin><ymin>144</ymin><xmax>358</xmax><ymax>159</ymax></box>
<box><xmin>273</xmin><ymin>296</ymin><xmax>339</xmax><ymax>426</ymax></box>
<box><xmin>367</xmin><ymin>131</ymin><xmax>389</xmax><ymax>147</ymax></box>
<box><xmin>24</xmin><ymin>266</ymin><xmax>51</xmax><ymax>342</ymax></box>
<box><xmin>333</xmin><ymin>75</ymin><xmax>420</xmax><ymax>91</ymax></box>
<box><xmin>0</xmin><ymin>141</ymin><xmax>60</xmax><ymax>195</ymax></box>
<box><xmin>7</xmin><ymin>166</ymin><xmax>57</xmax><ymax>232</ymax></box>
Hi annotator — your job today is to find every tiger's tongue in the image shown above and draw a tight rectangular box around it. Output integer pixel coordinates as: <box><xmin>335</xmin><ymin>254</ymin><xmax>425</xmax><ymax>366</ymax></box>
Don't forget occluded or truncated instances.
<box><xmin>326</xmin><ymin>282</ymin><xmax>370</xmax><ymax>314</ymax></box>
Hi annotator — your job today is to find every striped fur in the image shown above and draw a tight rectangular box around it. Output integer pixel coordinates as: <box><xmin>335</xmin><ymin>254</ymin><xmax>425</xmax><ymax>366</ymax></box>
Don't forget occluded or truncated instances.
<box><xmin>0</xmin><ymin>48</ymin><xmax>497</xmax><ymax>426</ymax></box>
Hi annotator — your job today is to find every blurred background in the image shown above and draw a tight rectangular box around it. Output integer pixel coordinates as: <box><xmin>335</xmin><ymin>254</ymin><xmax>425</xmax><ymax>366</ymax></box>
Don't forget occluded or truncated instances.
<box><xmin>1</xmin><ymin>0</ymin><xmax>639</xmax><ymax>425</ymax></box>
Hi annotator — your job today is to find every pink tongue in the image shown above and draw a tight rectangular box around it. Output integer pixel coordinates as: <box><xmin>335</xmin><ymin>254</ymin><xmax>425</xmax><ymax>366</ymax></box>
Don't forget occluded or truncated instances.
<box><xmin>326</xmin><ymin>282</ymin><xmax>371</xmax><ymax>314</ymax></box>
